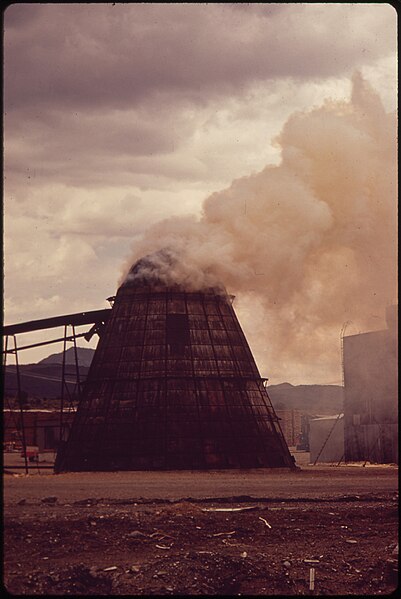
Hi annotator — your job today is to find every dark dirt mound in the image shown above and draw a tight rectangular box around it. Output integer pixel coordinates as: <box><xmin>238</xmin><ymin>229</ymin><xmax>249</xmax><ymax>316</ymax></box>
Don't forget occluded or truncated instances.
<box><xmin>4</xmin><ymin>494</ymin><xmax>398</xmax><ymax>595</ymax></box>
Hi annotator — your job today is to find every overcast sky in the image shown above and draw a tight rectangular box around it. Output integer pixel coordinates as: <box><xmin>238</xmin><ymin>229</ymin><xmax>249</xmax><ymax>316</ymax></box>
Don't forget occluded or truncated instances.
<box><xmin>4</xmin><ymin>3</ymin><xmax>397</xmax><ymax>384</ymax></box>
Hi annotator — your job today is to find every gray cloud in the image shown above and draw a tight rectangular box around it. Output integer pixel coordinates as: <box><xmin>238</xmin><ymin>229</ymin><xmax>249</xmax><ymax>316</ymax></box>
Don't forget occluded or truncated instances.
<box><xmin>5</xmin><ymin>3</ymin><xmax>395</xmax><ymax>112</ymax></box>
<box><xmin>5</xmin><ymin>3</ymin><xmax>396</xmax><ymax>193</ymax></box>
<box><xmin>3</xmin><ymin>3</ymin><xmax>397</xmax><ymax>383</ymax></box>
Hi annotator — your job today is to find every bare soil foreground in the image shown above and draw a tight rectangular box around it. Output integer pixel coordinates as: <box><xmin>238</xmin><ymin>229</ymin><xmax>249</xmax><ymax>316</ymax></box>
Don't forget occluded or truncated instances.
<box><xmin>3</xmin><ymin>456</ymin><xmax>399</xmax><ymax>596</ymax></box>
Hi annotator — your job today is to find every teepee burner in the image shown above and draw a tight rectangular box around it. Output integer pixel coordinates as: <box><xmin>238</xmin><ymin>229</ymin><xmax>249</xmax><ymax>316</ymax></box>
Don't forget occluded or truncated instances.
<box><xmin>55</xmin><ymin>256</ymin><xmax>295</xmax><ymax>471</ymax></box>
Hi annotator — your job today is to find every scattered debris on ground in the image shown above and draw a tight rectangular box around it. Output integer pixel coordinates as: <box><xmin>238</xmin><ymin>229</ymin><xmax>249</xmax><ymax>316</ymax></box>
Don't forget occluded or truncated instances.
<box><xmin>4</xmin><ymin>493</ymin><xmax>398</xmax><ymax>595</ymax></box>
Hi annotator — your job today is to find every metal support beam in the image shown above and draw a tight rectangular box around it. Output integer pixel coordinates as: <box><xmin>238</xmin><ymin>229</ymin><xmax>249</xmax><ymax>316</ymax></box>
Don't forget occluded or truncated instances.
<box><xmin>3</xmin><ymin>332</ymin><xmax>88</xmax><ymax>354</ymax></box>
<box><xmin>2</xmin><ymin>309</ymin><xmax>111</xmax><ymax>336</ymax></box>
<box><xmin>13</xmin><ymin>336</ymin><xmax>29</xmax><ymax>475</ymax></box>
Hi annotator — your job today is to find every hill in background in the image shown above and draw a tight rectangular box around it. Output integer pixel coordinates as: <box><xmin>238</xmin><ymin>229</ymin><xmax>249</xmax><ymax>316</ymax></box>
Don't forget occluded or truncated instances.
<box><xmin>38</xmin><ymin>346</ymin><xmax>95</xmax><ymax>367</ymax></box>
<box><xmin>267</xmin><ymin>382</ymin><xmax>343</xmax><ymax>415</ymax></box>
<box><xmin>4</xmin><ymin>348</ymin><xmax>343</xmax><ymax>414</ymax></box>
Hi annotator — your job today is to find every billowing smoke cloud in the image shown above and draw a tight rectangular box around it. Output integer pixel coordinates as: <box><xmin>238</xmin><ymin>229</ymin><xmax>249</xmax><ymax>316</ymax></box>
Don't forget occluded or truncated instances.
<box><xmin>120</xmin><ymin>73</ymin><xmax>397</xmax><ymax>383</ymax></box>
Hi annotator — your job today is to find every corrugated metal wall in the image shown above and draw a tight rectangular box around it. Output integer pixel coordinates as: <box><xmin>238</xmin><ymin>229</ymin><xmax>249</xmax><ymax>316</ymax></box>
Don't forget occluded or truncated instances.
<box><xmin>343</xmin><ymin>319</ymin><xmax>398</xmax><ymax>464</ymax></box>
<box><xmin>344</xmin><ymin>422</ymin><xmax>398</xmax><ymax>464</ymax></box>
<box><xmin>55</xmin><ymin>278</ymin><xmax>295</xmax><ymax>471</ymax></box>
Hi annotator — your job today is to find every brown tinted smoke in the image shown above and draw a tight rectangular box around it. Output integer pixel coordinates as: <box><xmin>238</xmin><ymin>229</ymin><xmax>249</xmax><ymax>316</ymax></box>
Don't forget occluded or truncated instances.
<box><xmin>120</xmin><ymin>73</ymin><xmax>397</xmax><ymax>384</ymax></box>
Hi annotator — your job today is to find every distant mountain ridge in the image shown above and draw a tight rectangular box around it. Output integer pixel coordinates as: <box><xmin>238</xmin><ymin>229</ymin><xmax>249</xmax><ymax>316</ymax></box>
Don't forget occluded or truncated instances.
<box><xmin>38</xmin><ymin>346</ymin><xmax>95</xmax><ymax>367</ymax></box>
<box><xmin>267</xmin><ymin>383</ymin><xmax>343</xmax><ymax>415</ymax></box>
<box><xmin>5</xmin><ymin>348</ymin><xmax>343</xmax><ymax>414</ymax></box>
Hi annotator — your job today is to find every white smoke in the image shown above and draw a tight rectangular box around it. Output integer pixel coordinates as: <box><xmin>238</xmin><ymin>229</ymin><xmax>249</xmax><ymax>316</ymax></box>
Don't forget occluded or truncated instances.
<box><xmin>120</xmin><ymin>73</ymin><xmax>397</xmax><ymax>384</ymax></box>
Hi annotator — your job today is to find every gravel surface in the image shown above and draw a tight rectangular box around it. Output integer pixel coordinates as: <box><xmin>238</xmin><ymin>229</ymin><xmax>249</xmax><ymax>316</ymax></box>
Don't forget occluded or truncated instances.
<box><xmin>3</xmin><ymin>460</ymin><xmax>399</xmax><ymax>595</ymax></box>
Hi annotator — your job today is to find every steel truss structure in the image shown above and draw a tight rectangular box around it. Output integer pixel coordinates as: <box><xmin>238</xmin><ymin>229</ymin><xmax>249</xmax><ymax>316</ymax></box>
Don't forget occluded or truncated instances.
<box><xmin>2</xmin><ymin>310</ymin><xmax>110</xmax><ymax>472</ymax></box>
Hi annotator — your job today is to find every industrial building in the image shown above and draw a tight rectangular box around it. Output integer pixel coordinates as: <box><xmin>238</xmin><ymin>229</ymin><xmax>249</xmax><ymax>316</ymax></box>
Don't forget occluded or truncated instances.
<box><xmin>274</xmin><ymin>408</ymin><xmax>302</xmax><ymax>447</ymax></box>
<box><xmin>3</xmin><ymin>408</ymin><xmax>75</xmax><ymax>464</ymax></box>
<box><xmin>55</xmin><ymin>254</ymin><xmax>295</xmax><ymax>472</ymax></box>
<box><xmin>343</xmin><ymin>305</ymin><xmax>398</xmax><ymax>464</ymax></box>
<box><xmin>309</xmin><ymin>414</ymin><xmax>344</xmax><ymax>464</ymax></box>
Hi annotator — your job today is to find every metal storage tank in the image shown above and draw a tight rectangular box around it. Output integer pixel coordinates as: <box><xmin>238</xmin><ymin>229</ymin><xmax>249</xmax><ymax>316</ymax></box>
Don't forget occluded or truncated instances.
<box><xmin>55</xmin><ymin>254</ymin><xmax>295</xmax><ymax>471</ymax></box>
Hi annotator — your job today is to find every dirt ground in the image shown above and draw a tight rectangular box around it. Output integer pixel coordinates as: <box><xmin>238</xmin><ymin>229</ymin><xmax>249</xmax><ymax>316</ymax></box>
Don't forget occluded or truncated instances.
<box><xmin>3</xmin><ymin>453</ymin><xmax>399</xmax><ymax>596</ymax></box>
